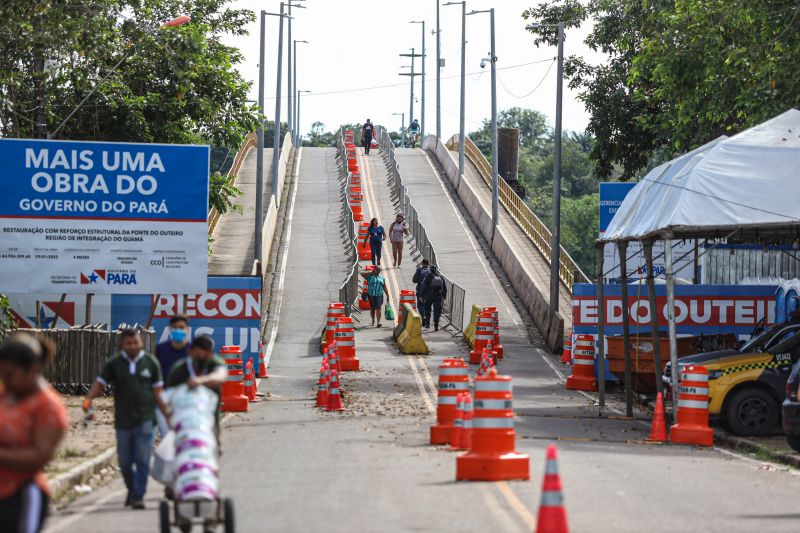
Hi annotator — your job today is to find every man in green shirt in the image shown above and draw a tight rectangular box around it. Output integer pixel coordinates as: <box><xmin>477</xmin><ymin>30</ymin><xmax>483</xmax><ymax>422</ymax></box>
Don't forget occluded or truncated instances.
<box><xmin>167</xmin><ymin>335</ymin><xmax>228</xmax><ymax>437</ymax></box>
<box><xmin>83</xmin><ymin>329</ymin><xmax>168</xmax><ymax>509</ymax></box>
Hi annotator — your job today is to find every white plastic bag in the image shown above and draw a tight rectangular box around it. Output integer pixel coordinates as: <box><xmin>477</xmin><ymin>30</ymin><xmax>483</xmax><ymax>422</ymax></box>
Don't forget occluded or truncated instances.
<box><xmin>151</xmin><ymin>431</ymin><xmax>176</xmax><ymax>485</ymax></box>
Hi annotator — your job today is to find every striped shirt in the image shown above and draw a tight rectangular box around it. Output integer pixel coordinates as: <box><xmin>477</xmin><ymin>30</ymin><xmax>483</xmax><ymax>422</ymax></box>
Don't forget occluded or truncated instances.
<box><xmin>367</xmin><ymin>274</ymin><xmax>385</xmax><ymax>297</ymax></box>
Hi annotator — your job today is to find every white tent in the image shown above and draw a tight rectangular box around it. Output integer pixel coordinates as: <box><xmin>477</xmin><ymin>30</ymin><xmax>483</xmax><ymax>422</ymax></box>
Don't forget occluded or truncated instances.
<box><xmin>595</xmin><ymin>109</ymin><xmax>800</xmax><ymax>416</ymax></box>
<box><xmin>604</xmin><ymin>109</ymin><xmax>800</xmax><ymax>242</ymax></box>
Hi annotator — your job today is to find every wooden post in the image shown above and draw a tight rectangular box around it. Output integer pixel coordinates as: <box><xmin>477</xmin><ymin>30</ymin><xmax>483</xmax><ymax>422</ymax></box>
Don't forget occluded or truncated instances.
<box><xmin>85</xmin><ymin>293</ymin><xmax>93</xmax><ymax>324</ymax></box>
<box><xmin>618</xmin><ymin>242</ymin><xmax>633</xmax><ymax>417</ymax></box>
<box><xmin>644</xmin><ymin>240</ymin><xmax>663</xmax><ymax>395</ymax></box>
<box><xmin>596</xmin><ymin>243</ymin><xmax>606</xmax><ymax>408</ymax></box>
<box><xmin>50</xmin><ymin>294</ymin><xmax>67</xmax><ymax>329</ymax></box>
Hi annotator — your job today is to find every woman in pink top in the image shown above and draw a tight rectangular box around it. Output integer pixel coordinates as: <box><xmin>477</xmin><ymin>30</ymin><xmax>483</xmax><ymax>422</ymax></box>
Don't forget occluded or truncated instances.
<box><xmin>389</xmin><ymin>213</ymin><xmax>409</xmax><ymax>267</ymax></box>
<box><xmin>0</xmin><ymin>334</ymin><xmax>68</xmax><ymax>532</ymax></box>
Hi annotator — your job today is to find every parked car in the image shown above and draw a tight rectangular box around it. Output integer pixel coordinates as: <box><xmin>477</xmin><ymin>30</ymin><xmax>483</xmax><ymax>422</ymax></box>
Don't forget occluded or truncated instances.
<box><xmin>663</xmin><ymin>319</ymin><xmax>800</xmax><ymax>436</ymax></box>
<box><xmin>782</xmin><ymin>358</ymin><xmax>800</xmax><ymax>451</ymax></box>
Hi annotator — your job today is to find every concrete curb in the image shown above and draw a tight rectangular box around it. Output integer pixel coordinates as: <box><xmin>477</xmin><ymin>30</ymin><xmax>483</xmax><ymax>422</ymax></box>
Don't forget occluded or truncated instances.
<box><xmin>713</xmin><ymin>429</ymin><xmax>800</xmax><ymax>469</ymax></box>
<box><xmin>48</xmin><ymin>445</ymin><xmax>117</xmax><ymax>501</ymax></box>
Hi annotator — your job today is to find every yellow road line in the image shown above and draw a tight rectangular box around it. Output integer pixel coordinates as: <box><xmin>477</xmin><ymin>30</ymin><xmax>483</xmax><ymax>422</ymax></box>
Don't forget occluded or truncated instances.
<box><xmin>407</xmin><ymin>355</ymin><xmax>436</xmax><ymax>416</ymax></box>
<box><xmin>415</xmin><ymin>356</ymin><xmax>439</xmax><ymax>399</ymax></box>
<box><xmin>496</xmin><ymin>481</ymin><xmax>537</xmax><ymax>529</ymax></box>
<box><xmin>481</xmin><ymin>484</ymin><xmax>524</xmax><ymax>532</ymax></box>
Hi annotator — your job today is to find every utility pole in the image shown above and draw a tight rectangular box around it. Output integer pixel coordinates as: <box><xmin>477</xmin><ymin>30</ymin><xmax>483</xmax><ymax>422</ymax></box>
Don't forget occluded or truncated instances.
<box><xmin>526</xmin><ymin>20</ymin><xmax>566</xmax><ymax>313</ymax></box>
<box><xmin>255</xmin><ymin>10</ymin><xmax>267</xmax><ymax>262</ymax></box>
<box><xmin>271</xmin><ymin>3</ymin><xmax>288</xmax><ymax>203</ymax></box>
<box><xmin>399</xmin><ymin>49</ymin><xmax>423</xmax><ymax>134</ymax></box>
<box><xmin>435</xmin><ymin>0</ymin><xmax>441</xmax><ymax>140</ymax></box>
<box><xmin>410</xmin><ymin>21</ymin><xmax>426</xmax><ymax>138</ymax></box>
<box><xmin>444</xmin><ymin>1</ymin><xmax>466</xmax><ymax>187</ymax></box>
<box><xmin>468</xmin><ymin>8</ymin><xmax>498</xmax><ymax>232</ymax></box>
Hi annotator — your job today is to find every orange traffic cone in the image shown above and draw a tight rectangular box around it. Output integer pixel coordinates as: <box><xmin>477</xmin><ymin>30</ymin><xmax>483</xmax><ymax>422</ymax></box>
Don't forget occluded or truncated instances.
<box><xmin>315</xmin><ymin>362</ymin><xmax>329</xmax><ymax>408</ymax></box>
<box><xmin>449</xmin><ymin>393</ymin><xmax>465</xmax><ymax>451</ymax></box>
<box><xmin>560</xmin><ymin>330</ymin><xmax>572</xmax><ymax>364</ymax></box>
<box><xmin>244</xmin><ymin>360</ymin><xmax>256</xmax><ymax>401</ymax></box>
<box><xmin>460</xmin><ymin>392</ymin><xmax>473</xmax><ymax>451</ymax></box>
<box><xmin>535</xmin><ymin>444</ymin><xmax>569</xmax><ymax>533</ymax></box>
<box><xmin>326</xmin><ymin>370</ymin><xmax>344</xmax><ymax>411</ymax></box>
<box><xmin>258</xmin><ymin>341</ymin><xmax>268</xmax><ymax>378</ymax></box>
<box><xmin>648</xmin><ymin>392</ymin><xmax>667</xmax><ymax>442</ymax></box>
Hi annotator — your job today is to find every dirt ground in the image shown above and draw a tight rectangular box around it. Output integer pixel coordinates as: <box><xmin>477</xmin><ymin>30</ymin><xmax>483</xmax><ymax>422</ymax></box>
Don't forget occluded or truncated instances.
<box><xmin>46</xmin><ymin>395</ymin><xmax>117</xmax><ymax>478</ymax></box>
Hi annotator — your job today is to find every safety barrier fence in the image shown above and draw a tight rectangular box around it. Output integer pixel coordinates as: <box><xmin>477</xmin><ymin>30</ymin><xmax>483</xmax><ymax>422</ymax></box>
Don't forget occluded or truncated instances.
<box><xmin>377</xmin><ymin>127</ymin><xmax>466</xmax><ymax>333</ymax></box>
<box><xmin>446</xmin><ymin>135</ymin><xmax>590</xmax><ymax>291</ymax></box>
<box><xmin>16</xmin><ymin>325</ymin><xmax>156</xmax><ymax>394</ymax></box>
<box><xmin>208</xmin><ymin>131</ymin><xmax>258</xmax><ymax>236</ymax></box>
<box><xmin>335</xmin><ymin>133</ymin><xmax>361</xmax><ymax>315</ymax></box>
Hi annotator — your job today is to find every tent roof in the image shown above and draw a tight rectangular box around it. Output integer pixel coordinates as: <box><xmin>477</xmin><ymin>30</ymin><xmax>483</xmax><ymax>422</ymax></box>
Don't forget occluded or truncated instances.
<box><xmin>601</xmin><ymin>109</ymin><xmax>800</xmax><ymax>243</ymax></box>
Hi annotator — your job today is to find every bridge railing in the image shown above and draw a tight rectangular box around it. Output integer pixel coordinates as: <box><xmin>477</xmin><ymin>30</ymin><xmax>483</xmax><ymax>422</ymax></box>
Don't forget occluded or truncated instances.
<box><xmin>208</xmin><ymin>131</ymin><xmax>258</xmax><ymax>236</ymax></box>
<box><xmin>446</xmin><ymin>135</ymin><xmax>590</xmax><ymax>291</ymax></box>
<box><xmin>335</xmin><ymin>132</ymin><xmax>361</xmax><ymax>315</ymax></box>
<box><xmin>378</xmin><ymin>128</ymin><xmax>465</xmax><ymax>333</ymax></box>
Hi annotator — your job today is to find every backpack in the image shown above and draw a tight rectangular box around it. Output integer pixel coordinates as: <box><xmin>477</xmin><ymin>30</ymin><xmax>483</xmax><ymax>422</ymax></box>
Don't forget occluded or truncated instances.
<box><xmin>429</xmin><ymin>275</ymin><xmax>444</xmax><ymax>294</ymax></box>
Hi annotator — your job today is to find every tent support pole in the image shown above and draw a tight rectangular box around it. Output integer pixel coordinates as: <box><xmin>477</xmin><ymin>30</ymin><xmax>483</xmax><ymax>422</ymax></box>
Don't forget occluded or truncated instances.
<box><xmin>618</xmin><ymin>242</ymin><xmax>633</xmax><ymax>417</ymax></box>
<box><xmin>644</xmin><ymin>240</ymin><xmax>663</xmax><ymax>396</ymax></box>
<box><xmin>665</xmin><ymin>238</ymin><xmax>680</xmax><ymax>419</ymax></box>
<box><xmin>596</xmin><ymin>244</ymin><xmax>606</xmax><ymax>408</ymax></box>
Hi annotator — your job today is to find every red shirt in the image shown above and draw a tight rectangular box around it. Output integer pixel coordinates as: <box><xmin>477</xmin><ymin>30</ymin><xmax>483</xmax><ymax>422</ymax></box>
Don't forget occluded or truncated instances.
<box><xmin>0</xmin><ymin>383</ymin><xmax>69</xmax><ymax>498</ymax></box>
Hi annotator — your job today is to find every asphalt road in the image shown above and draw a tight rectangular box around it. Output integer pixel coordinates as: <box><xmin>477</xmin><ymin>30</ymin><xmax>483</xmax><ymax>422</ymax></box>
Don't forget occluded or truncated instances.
<box><xmin>46</xmin><ymin>147</ymin><xmax>800</xmax><ymax>533</ymax></box>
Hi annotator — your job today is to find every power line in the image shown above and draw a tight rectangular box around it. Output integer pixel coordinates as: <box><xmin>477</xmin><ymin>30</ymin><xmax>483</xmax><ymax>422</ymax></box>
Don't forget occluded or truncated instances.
<box><xmin>497</xmin><ymin>59</ymin><xmax>556</xmax><ymax>99</ymax></box>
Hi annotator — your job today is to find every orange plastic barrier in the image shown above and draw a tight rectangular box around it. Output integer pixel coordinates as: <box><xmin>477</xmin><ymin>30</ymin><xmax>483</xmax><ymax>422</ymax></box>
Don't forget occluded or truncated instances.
<box><xmin>430</xmin><ymin>358</ymin><xmax>470</xmax><ymax>444</ymax></box>
<box><xmin>344</xmin><ymin>130</ymin><xmax>354</xmax><ymax>144</ymax></box>
<box><xmin>535</xmin><ymin>444</ymin><xmax>568</xmax><ymax>533</ymax></box>
<box><xmin>325</xmin><ymin>303</ymin><xmax>345</xmax><ymax>350</ymax></box>
<box><xmin>220</xmin><ymin>345</ymin><xmax>248</xmax><ymax>412</ymax></box>
<box><xmin>485</xmin><ymin>306</ymin><xmax>503</xmax><ymax>359</ymax></box>
<box><xmin>469</xmin><ymin>311</ymin><xmax>494</xmax><ymax>364</ymax></box>
<box><xmin>669</xmin><ymin>365</ymin><xmax>713</xmax><ymax>447</ymax></box>
<box><xmin>350</xmin><ymin>171</ymin><xmax>361</xmax><ymax>188</ymax></box>
<box><xmin>347</xmin><ymin>156</ymin><xmax>358</xmax><ymax>172</ymax></box>
<box><xmin>349</xmin><ymin>188</ymin><xmax>364</xmax><ymax>222</ymax></box>
<box><xmin>358</xmin><ymin>266</ymin><xmax>375</xmax><ymax>311</ymax></box>
<box><xmin>456</xmin><ymin>369</ymin><xmax>529</xmax><ymax>481</ymax></box>
<box><xmin>565</xmin><ymin>334</ymin><xmax>597</xmax><ymax>391</ymax></box>
<box><xmin>398</xmin><ymin>290</ymin><xmax>416</xmax><ymax>325</ymax></box>
<box><xmin>357</xmin><ymin>223</ymin><xmax>372</xmax><ymax>261</ymax></box>
<box><xmin>648</xmin><ymin>391</ymin><xmax>667</xmax><ymax>442</ymax></box>
<box><xmin>335</xmin><ymin>316</ymin><xmax>360</xmax><ymax>371</ymax></box>
<box><xmin>560</xmin><ymin>329</ymin><xmax>572</xmax><ymax>364</ymax></box>
<box><xmin>326</xmin><ymin>369</ymin><xmax>344</xmax><ymax>411</ymax></box>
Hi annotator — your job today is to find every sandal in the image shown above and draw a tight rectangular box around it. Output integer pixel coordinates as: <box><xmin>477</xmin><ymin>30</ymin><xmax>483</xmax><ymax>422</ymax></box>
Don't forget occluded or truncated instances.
<box><xmin>377</xmin><ymin>323</ymin><xmax>383</xmax><ymax>327</ymax></box>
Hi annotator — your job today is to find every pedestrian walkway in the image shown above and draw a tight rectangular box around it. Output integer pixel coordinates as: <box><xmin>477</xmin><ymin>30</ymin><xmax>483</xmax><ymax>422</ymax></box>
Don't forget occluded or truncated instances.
<box><xmin>208</xmin><ymin>148</ymin><xmax>273</xmax><ymax>275</ymax></box>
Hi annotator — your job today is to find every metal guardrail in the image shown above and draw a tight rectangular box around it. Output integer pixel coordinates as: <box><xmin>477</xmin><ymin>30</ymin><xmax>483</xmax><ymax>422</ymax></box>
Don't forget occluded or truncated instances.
<box><xmin>17</xmin><ymin>324</ymin><xmax>156</xmax><ymax>394</ymax></box>
<box><xmin>446</xmin><ymin>135</ymin><xmax>590</xmax><ymax>291</ymax></box>
<box><xmin>377</xmin><ymin>127</ymin><xmax>465</xmax><ymax>333</ymax></box>
<box><xmin>208</xmin><ymin>131</ymin><xmax>258</xmax><ymax>236</ymax></box>
<box><xmin>335</xmin><ymin>132</ymin><xmax>361</xmax><ymax>315</ymax></box>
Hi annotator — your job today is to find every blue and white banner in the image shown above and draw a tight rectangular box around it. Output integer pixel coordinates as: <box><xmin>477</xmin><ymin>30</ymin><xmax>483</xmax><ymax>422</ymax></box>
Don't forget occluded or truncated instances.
<box><xmin>0</xmin><ymin>138</ymin><xmax>209</xmax><ymax>293</ymax></box>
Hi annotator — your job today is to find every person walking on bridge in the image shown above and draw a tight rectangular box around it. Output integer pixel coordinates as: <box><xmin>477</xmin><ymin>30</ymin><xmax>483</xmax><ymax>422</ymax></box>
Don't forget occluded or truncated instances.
<box><xmin>361</xmin><ymin>265</ymin><xmax>390</xmax><ymax>327</ymax></box>
<box><xmin>389</xmin><ymin>213</ymin><xmax>409</xmax><ymax>268</ymax></box>
<box><xmin>362</xmin><ymin>118</ymin><xmax>375</xmax><ymax>155</ymax></box>
<box><xmin>412</xmin><ymin>258</ymin><xmax>431</xmax><ymax>320</ymax></box>
<box><xmin>83</xmin><ymin>329</ymin><xmax>169</xmax><ymax>510</ymax></box>
<box><xmin>365</xmin><ymin>217</ymin><xmax>385</xmax><ymax>266</ymax></box>
<box><xmin>420</xmin><ymin>264</ymin><xmax>447</xmax><ymax>331</ymax></box>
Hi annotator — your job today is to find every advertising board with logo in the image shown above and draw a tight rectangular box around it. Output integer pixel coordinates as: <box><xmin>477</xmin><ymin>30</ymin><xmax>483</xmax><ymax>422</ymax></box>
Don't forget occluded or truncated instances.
<box><xmin>599</xmin><ymin>182</ymin><xmax>696</xmax><ymax>283</ymax></box>
<box><xmin>0</xmin><ymin>138</ymin><xmax>209</xmax><ymax>294</ymax></box>
<box><xmin>110</xmin><ymin>276</ymin><xmax>262</xmax><ymax>368</ymax></box>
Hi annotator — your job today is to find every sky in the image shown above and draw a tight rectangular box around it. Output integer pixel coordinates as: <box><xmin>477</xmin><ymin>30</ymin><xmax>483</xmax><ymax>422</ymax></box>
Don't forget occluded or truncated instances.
<box><xmin>225</xmin><ymin>0</ymin><xmax>606</xmax><ymax>138</ymax></box>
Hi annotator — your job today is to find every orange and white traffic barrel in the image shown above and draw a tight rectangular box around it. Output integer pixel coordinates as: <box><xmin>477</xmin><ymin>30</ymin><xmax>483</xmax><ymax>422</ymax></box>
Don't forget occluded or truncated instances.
<box><xmin>344</xmin><ymin>130</ymin><xmax>355</xmax><ymax>144</ymax></box>
<box><xmin>456</xmin><ymin>369</ymin><xmax>529</xmax><ymax>481</ymax></box>
<box><xmin>430</xmin><ymin>358</ymin><xmax>470</xmax><ymax>445</ymax></box>
<box><xmin>565</xmin><ymin>334</ymin><xmax>597</xmax><ymax>392</ymax></box>
<box><xmin>485</xmin><ymin>306</ymin><xmax>503</xmax><ymax>359</ymax></box>
<box><xmin>220</xmin><ymin>345</ymin><xmax>248</xmax><ymax>412</ymax></box>
<box><xmin>349</xmin><ymin>188</ymin><xmax>364</xmax><ymax>221</ymax></box>
<box><xmin>469</xmin><ymin>311</ymin><xmax>495</xmax><ymax>364</ymax></box>
<box><xmin>335</xmin><ymin>316</ymin><xmax>360</xmax><ymax>371</ymax></box>
<box><xmin>669</xmin><ymin>365</ymin><xmax>713</xmax><ymax>447</ymax></box>
<box><xmin>399</xmin><ymin>290</ymin><xmax>416</xmax><ymax>324</ymax></box>
<box><xmin>325</xmin><ymin>303</ymin><xmax>345</xmax><ymax>350</ymax></box>
<box><xmin>357</xmin><ymin>223</ymin><xmax>372</xmax><ymax>261</ymax></box>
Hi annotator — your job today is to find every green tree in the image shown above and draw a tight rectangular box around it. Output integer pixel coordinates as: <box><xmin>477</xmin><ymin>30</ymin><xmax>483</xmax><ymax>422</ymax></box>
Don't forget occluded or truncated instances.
<box><xmin>304</xmin><ymin>121</ymin><xmax>337</xmax><ymax>147</ymax></box>
<box><xmin>469</xmin><ymin>107</ymin><xmax>550</xmax><ymax>158</ymax></box>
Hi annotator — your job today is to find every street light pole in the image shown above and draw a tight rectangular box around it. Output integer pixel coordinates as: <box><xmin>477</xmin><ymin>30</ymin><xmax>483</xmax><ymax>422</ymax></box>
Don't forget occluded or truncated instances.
<box><xmin>444</xmin><ymin>1</ymin><xmax>466</xmax><ymax>188</ymax></box>
<box><xmin>410</xmin><ymin>21</ymin><xmax>426</xmax><ymax>138</ymax></box>
<box><xmin>293</xmin><ymin>39</ymin><xmax>308</xmax><ymax>144</ymax></box>
<box><xmin>255</xmin><ymin>10</ymin><xmax>267</xmax><ymax>262</ymax></box>
<box><xmin>527</xmin><ymin>20</ymin><xmax>566</xmax><ymax>313</ymax></box>
<box><xmin>400</xmin><ymin>49</ymin><xmax>423</xmax><ymax>143</ymax></box>
<box><xmin>468</xmin><ymin>8</ymin><xmax>498</xmax><ymax>232</ymax></box>
<box><xmin>271</xmin><ymin>3</ymin><xmax>288</xmax><ymax>203</ymax></box>
<box><xmin>392</xmin><ymin>112</ymin><xmax>405</xmax><ymax>146</ymax></box>
<box><xmin>297</xmin><ymin>90</ymin><xmax>311</xmax><ymax>145</ymax></box>
<box><xmin>435</xmin><ymin>0</ymin><xmax>441</xmax><ymax>140</ymax></box>
<box><xmin>286</xmin><ymin>0</ymin><xmax>306</xmax><ymax>142</ymax></box>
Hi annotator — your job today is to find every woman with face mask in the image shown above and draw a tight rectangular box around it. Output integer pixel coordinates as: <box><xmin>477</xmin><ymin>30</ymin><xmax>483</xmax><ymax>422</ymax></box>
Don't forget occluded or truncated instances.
<box><xmin>0</xmin><ymin>334</ymin><xmax>68</xmax><ymax>532</ymax></box>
